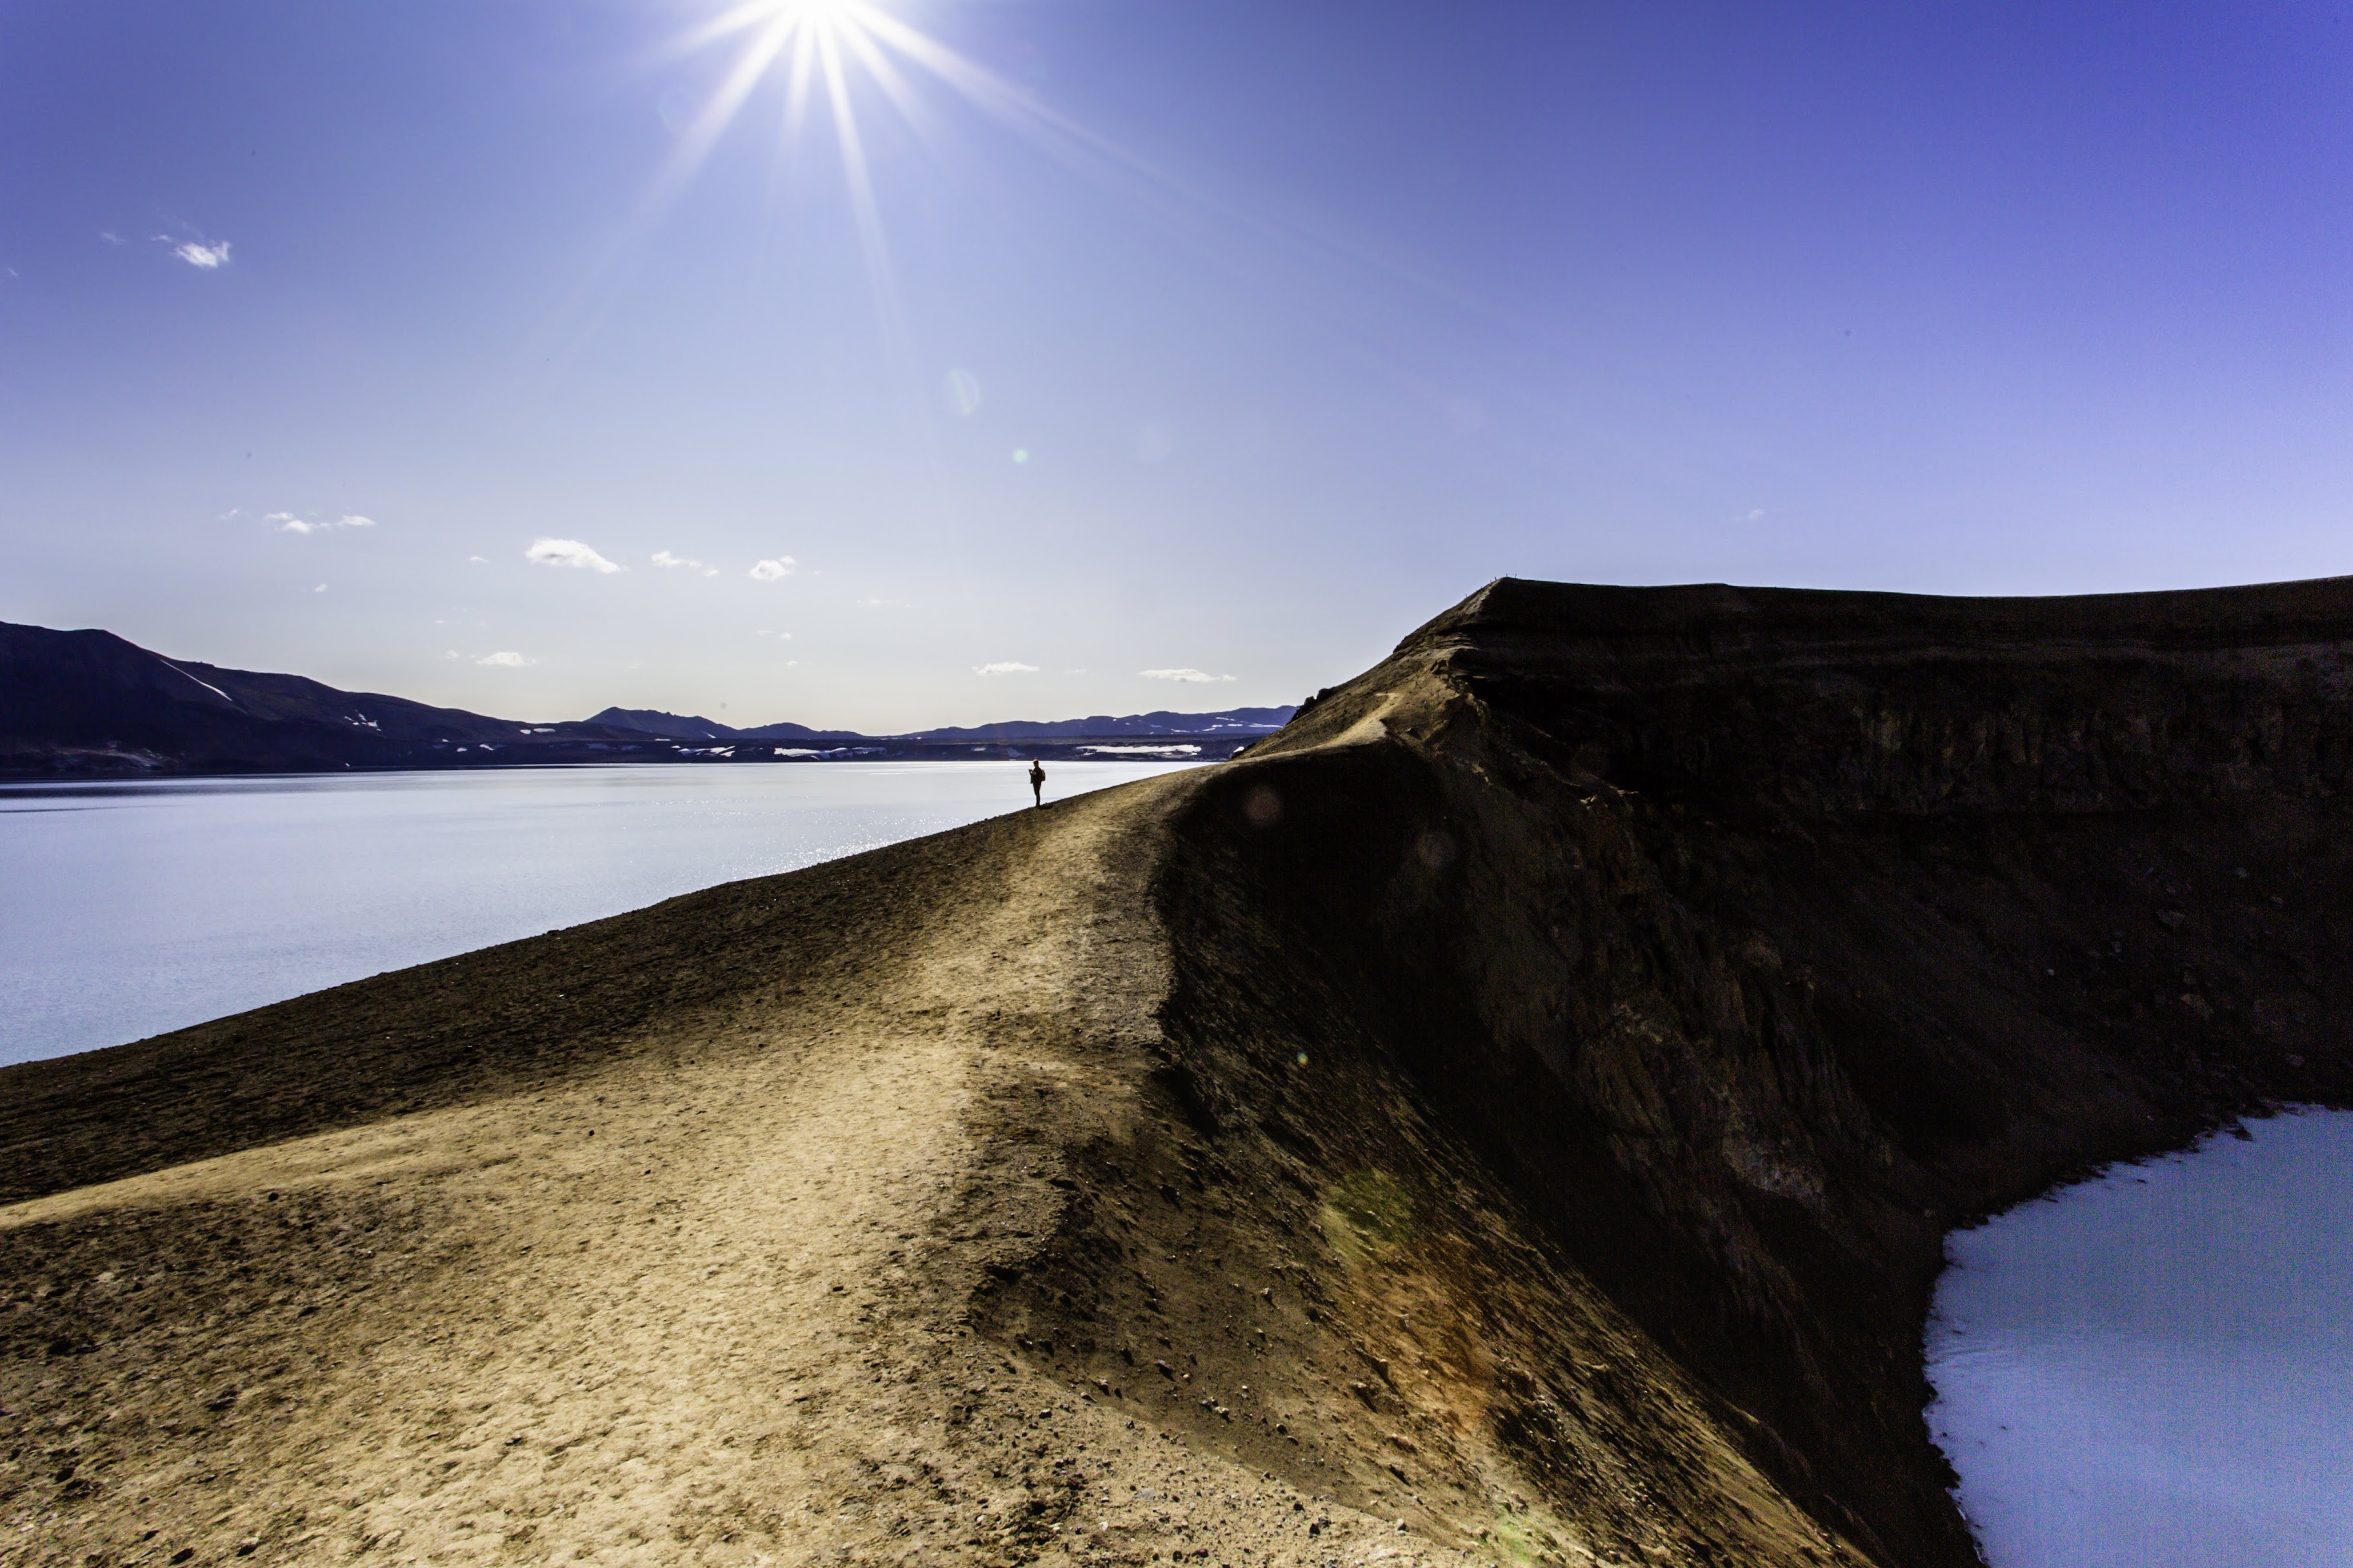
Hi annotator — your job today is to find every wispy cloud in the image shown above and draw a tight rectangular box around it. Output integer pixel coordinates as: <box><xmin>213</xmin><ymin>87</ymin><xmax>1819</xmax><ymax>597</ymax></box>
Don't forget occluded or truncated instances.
<box><xmin>476</xmin><ymin>650</ymin><xmax>536</xmax><ymax>667</ymax></box>
<box><xmin>749</xmin><ymin>556</ymin><xmax>797</xmax><ymax>581</ymax></box>
<box><xmin>467</xmin><ymin>555</ymin><xmax>488</xmax><ymax>563</ymax></box>
<box><xmin>100</xmin><ymin>230</ymin><xmax>124</xmax><ymax>246</ymax></box>
<box><xmin>167</xmin><ymin>239</ymin><xmax>231</xmax><ymax>269</ymax></box>
<box><xmin>1141</xmin><ymin>667</ymin><xmax>1235</xmax><ymax>683</ymax></box>
<box><xmin>975</xmin><ymin>661</ymin><xmax>1038</xmax><ymax>676</ymax></box>
<box><xmin>526</xmin><ymin>538</ymin><xmax>621</xmax><ymax>573</ymax></box>
<box><xmin>651</xmin><ymin>549</ymin><xmax>699</xmax><ymax>568</ymax></box>
<box><xmin>271</xmin><ymin>512</ymin><xmax>374</xmax><ymax>534</ymax></box>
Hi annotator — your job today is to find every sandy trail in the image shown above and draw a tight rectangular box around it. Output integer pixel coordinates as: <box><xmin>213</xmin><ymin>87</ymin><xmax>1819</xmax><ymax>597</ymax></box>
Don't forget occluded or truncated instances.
<box><xmin>5</xmin><ymin>786</ymin><xmax>1045</xmax><ymax>1562</ymax></box>
<box><xmin>6</xmin><ymin>777</ymin><xmax>1459</xmax><ymax>1567</ymax></box>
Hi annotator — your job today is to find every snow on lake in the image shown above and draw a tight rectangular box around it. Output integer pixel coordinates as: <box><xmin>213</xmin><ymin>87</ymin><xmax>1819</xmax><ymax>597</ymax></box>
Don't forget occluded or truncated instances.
<box><xmin>1926</xmin><ymin>1109</ymin><xmax>2353</xmax><ymax>1568</ymax></box>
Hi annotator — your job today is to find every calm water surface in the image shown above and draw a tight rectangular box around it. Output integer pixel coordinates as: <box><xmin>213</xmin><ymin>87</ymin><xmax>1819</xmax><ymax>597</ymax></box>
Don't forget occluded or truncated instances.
<box><xmin>1926</xmin><ymin>1109</ymin><xmax>2353</xmax><ymax>1567</ymax></box>
<box><xmin>0</xmin><ymin>761</ymin><xmax>1194</xmax><ymax>1065</ymax></box>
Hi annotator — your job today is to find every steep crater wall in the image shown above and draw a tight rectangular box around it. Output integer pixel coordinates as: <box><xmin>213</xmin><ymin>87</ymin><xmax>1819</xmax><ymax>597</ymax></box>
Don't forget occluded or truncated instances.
<box><xmin>1146</xmin><ymin>578</ymin><xmax>2353</xmax><ymax>1566</ymax></box>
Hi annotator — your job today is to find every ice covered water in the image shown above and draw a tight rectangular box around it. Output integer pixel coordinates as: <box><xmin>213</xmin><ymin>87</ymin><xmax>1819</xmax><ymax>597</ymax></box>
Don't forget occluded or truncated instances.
<box><xmin>0</xmin><ymin>761</ymin><xmax>1193</xmax><ymax>1065</ymax></box>
<box><xmin>1926</xmin><ymin>1109</ymin><xmax>2353</xmax><ymax>1568</ymax></box>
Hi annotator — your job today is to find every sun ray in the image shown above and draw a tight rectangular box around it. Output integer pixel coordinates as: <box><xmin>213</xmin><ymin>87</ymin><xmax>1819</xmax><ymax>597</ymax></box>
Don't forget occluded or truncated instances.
<box><xmin>813</xmin><ymin>14</ymin><xmax>928</xmax><ymax>425</ymax></box>
<box><xmin>563</xmin><ymin>0</ymin><xmax>1500</xmax><ymax>412</ymax></box>
<box><xmin>664</xmin><ymin>0</ymin><xmax>791</xmax><ymax>59</ymax></box>
<box><xmin>784</xmin><ymin>19</ymin><xmax>822</xmax><ymax>146</ymax></box>
<box><xmin>640</xmin><ymin>12</ymin><xmax>798</xmax><ymax>224</ymax></box>
<box><xmin>816</xmin><ymin>22</ymin><xmax>887</xmax><ymax>298</ymax></box>
<box><xmin>834</xmin><ymin>18</ymin><xmax>953</xmax><ymax>168</ymax></box>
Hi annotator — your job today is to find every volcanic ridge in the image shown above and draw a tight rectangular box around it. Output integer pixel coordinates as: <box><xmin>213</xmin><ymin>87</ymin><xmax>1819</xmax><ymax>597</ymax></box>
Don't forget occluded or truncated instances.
<box><xmin>6</xmin><ymin>576</ymin><xmax>2352</xmax><ymax>1567</ymax></box>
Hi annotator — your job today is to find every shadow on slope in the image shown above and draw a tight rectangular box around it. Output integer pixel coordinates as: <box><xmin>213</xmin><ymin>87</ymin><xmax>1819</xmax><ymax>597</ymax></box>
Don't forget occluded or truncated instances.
<box><xmin>985</xmin><ymin>575</ymin><xmax>2353</xmax><ymax>1568</ymax></box>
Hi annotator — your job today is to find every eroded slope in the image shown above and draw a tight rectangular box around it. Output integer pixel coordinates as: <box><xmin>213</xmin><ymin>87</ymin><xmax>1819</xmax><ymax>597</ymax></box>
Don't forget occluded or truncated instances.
<box><xmin>1104</xmin><ymin>576</ymin><xmax>2353</xmax><ymax>1565</ymax></box>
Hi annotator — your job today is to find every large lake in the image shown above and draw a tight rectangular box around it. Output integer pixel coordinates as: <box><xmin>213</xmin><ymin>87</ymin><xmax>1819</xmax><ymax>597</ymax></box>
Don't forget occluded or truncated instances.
<box><xmin>0</xmin><ymin>761</ymin><xmax>1194</xmax><ymax>1067</ymax></box>
<box><xmin>1927</xmin><ymin>1109</ymin><xmax>2353</xmax><ymax>1567</ymax></box>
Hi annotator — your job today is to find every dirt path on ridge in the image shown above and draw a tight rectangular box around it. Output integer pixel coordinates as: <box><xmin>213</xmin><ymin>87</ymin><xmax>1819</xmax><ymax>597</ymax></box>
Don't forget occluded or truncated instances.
<box><xmin>4</xmin><ymin>774</ymin><xmax>1474</xmax><ymax>1568</ymax></box>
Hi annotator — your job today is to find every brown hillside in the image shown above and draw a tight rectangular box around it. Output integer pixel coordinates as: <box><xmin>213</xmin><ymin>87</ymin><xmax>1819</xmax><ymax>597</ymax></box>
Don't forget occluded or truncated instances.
<box><xmin>8</xmin><ymin>576</ymin><xmax>2352</xmax><ymax>1567</ymax></box>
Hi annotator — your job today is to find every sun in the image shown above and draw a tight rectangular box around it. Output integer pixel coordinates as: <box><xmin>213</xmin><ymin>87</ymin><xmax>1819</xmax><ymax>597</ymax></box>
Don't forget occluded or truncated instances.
<box><xmin>618</xmin><ymin>0</ymin><xmax>1203</xmax><ymax>404</ymax></box>
<box><xmin>642</xmin><ymin>0</ymin><xmax>1026</xmax><ymax>361</ymax></box>
<box><xmin>657</xmin><ymin>0</ymin><xmax>933</xmax><ymax>239</ymax></box>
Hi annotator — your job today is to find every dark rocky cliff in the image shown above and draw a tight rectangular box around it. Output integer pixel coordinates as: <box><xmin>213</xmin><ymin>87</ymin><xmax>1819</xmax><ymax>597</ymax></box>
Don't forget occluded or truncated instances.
<box><xmin>1144</xmin><ymin>576</ymin><xmax>2353</xmax><ymax>1564</ymax></box>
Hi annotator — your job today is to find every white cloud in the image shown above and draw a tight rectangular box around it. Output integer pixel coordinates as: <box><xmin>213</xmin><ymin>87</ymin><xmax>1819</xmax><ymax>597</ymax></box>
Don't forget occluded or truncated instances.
<box><xmin>313</xmin><ymin>583</ymin><xmax>327</xmax><ymax>593</ymax></box>
<box><xmin>100</xmin><ymin>230</ymin><xmax>124</xmax><ymax>245</ymax></box>
<box><xmin>975</xmin><ymin>661</ymin><xmax>1038</xmax><ymax>676</ymax></box>
<box><xmin>272</xmin><ymin>511</ymin><xmax>372</xmax><ymax>534</ymax></box>
<box><xmin>649</xmin><ymin>548</ymin><xmax>721</xmax><ymax>578</ymax></box>
<box><xmin>467</xmin><ymin>555</ymin><xmax>487</xmax><ymax>563</ymax></box>
<box><xmin>749</xmin><ymin>556</ymin><xmax>796</xmax><ymax>581</ymax></box>
<box><xmin>476</xmin><ymin>650</ymin><xmax>536</xmax><ymax>667</ymax></box>
<box><xmin>526</xmin><ymin>538</ymin><xmax>621</xmax><ymax>573</ymax></box>
<box><xmin>1141</xmin><ymin>668</ymin><xmax>1236</xmax><ymax>683</ymax></box>
<box><xmin>171</xmin><ymin>240</ymin><xmax>230</xmax><ymax>269</ymax></box>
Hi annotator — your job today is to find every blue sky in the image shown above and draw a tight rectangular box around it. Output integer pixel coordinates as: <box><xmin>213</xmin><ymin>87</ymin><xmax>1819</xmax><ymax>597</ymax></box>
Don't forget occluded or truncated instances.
<box><xmin>4</xmin><ymin>1</ymin><xmax>2349</xmax><ymax>729</ymax></box>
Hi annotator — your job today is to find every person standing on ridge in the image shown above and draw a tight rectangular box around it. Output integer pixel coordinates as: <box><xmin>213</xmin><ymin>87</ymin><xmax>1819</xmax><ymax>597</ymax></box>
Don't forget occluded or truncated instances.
<box><xmin>1028</xmin><ymin>758</ymin><xmax>1045</xmax><ymax>808</ymax></box>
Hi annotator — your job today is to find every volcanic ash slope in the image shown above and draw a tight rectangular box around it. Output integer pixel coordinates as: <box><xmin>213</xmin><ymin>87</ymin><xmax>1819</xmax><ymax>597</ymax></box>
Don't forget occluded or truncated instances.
<box><xmin>10</xmin><ymin>576</ymin><xmax>2353</xmax><ymax>1568</ymax></box>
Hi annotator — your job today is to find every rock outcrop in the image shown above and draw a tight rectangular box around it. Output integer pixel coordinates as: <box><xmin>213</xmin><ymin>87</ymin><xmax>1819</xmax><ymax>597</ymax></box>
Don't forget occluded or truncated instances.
<box><xmin>6</xmin><ymin>577</ymin><xmax>2349</xmax><ymax>1566</ymax></box>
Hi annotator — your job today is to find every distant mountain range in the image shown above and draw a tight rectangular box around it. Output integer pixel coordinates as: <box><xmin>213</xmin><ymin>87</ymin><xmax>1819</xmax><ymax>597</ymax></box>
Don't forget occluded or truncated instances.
<box><xmin>0</xmin><ymin>620</ymin><xmax>1293</xmax><ymax>778</ymax></box>
<box><xmin>584</xmin><ymin>706</ymin><xmax>1295</xmax><ymax>743</ymax></box>
<box><xmin>587</xmin><ymin>708</ymin><xmax>856</xmax><ymax>743</ymax></box>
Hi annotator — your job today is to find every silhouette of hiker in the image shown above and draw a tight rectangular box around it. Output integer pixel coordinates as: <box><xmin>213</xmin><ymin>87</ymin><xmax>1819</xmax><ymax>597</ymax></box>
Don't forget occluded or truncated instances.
<box><xmin>1029</xmin><ymin>758</ymin><xmax>1045</xmax><ymax>808</ymax></box>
